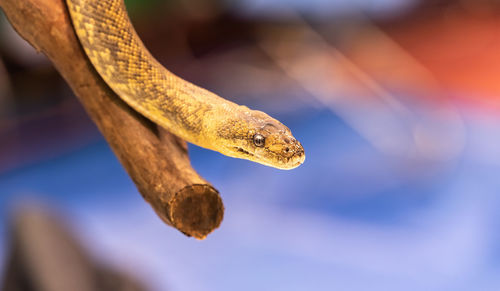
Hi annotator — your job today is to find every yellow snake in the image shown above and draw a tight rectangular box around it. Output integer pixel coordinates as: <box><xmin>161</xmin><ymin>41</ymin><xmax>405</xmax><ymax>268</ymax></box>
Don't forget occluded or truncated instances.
<box><xmin>66</xmin><ymin>0</ymin><xmax>305</xmax><ymax>169</ymax></box>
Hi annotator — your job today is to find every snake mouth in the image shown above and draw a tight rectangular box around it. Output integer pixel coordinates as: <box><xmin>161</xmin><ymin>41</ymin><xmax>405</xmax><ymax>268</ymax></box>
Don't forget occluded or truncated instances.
<box><xmin>279</xmin><ymin>153</ymin><xmax>305</xmax><ymax>169</ymax></box>
<box><xmin>230</xmin><ymin>141</ymin><xmax>305</xmax><ymax>169</ymax></box>
<box><xmin>232</xmin><ymin>146</ymin><xmax>305</xmax><ymax>169</ymax></box>
<box><xmin>234</xmin><ymin>147</ymin><xmax>255</xmax><ymax>157</ymax></box>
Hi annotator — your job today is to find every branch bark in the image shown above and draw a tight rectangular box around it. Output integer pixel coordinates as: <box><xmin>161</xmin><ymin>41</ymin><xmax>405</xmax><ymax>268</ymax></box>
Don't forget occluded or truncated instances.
<box><xmin>0</xmin><ymin>0</ymin><xmax>223</xmax><ymax>239</ymax></box>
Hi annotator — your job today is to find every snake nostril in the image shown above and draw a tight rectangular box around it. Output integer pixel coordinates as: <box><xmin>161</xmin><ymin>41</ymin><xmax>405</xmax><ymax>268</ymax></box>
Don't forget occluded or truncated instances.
<box><xmin>284</xmin><ymin>147</ymin><xmax>290</xmax><ymax>153</ymax></box>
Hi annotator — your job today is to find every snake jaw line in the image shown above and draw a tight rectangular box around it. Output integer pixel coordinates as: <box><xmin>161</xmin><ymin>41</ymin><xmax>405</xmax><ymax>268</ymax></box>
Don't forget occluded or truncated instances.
<box><xmin>234</xmin><ymin>147</ymin><xmax>255</xmax><ymax>157</ymax></box>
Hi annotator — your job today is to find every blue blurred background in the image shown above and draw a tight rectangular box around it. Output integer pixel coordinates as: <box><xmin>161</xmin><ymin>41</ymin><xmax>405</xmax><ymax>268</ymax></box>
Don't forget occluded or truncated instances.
<box><xmin>2</xmin><ymin>0</ymin><xmax>500</xmax><ymax>290</ymax></box>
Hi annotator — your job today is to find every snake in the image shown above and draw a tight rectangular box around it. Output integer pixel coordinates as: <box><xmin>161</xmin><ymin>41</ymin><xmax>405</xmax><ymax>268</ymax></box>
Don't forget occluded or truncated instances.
<box><xmin>65</xmin><ymin>0</ymin><xmax>305</xmax><ymax>169</ymax></box>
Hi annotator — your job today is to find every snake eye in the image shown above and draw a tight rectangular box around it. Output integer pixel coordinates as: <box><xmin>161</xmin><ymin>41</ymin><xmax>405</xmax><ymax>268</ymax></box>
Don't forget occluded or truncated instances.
<box><xmin>253</xmin><ymin>134</ymin><xmax>265</xmax><ymax>147</ymax></box>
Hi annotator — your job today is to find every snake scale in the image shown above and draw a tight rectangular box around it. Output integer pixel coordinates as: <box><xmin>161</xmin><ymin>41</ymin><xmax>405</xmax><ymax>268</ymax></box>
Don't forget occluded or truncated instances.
<box><xmin>66</xmin><ymin>0</ymin><xmax>305</xmax><ymax>169</ymax></box>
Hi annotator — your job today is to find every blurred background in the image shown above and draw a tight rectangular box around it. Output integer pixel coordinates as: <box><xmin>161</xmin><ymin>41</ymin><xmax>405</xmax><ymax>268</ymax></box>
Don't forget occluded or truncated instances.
<box><xmin>2</xmin><ymin>0</ymin><xmax>500</xmax><ymax>290</ymax></box>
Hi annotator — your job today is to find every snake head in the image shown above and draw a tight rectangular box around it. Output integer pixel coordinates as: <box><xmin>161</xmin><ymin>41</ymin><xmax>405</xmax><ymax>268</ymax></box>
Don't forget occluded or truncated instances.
<box><xmin>221</xmin><ymin>109</ymin><xmax>305</xmax><ymax>170</ymax></box>
<box><xmin>249</xmin><ymin>121</ymin><xmax>305</xmax><ymax>169</ymax></box>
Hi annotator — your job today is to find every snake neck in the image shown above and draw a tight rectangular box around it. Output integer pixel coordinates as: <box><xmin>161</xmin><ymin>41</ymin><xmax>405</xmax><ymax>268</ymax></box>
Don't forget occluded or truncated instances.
<box><xmin>66</xmin><ymin>0</ymin><xmax>213</xmax><ymax>143</ymax></box>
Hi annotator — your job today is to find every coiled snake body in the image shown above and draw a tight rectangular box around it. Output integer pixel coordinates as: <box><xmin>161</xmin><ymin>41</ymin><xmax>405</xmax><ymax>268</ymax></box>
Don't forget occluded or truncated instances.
<box><xmin>66</xmin><ymin>0</ymin><xmax>305</xmax><ymax>169</ymax></box>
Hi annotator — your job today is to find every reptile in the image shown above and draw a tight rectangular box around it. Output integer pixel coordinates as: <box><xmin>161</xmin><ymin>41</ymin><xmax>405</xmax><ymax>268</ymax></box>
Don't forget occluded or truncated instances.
<box><xmin>66</xmin><ymin>0</ymin><xmax>305</xmax><ymax>169</ymax></box>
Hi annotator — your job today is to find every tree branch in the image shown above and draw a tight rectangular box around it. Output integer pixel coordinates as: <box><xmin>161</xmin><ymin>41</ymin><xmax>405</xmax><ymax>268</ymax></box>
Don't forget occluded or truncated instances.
<box><xmin>0</xmin><ymin>0</ymin><xmax>224</xmax><ymax>239</ymax></box>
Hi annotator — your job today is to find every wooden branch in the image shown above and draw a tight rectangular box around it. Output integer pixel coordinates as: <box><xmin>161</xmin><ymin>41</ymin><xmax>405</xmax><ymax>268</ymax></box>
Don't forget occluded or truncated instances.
<box><xmin>0</xmin><ymin>0</ymin><xmax>224</xmax><ymax>239</ymax></box>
